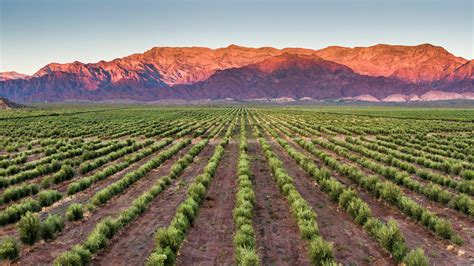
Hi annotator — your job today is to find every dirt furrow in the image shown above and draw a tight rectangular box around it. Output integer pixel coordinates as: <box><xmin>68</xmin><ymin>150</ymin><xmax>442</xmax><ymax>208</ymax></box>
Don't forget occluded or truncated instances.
<box><xmin>305</xmin><ymin>141</ymin><xmax>470</xmax><ymax>265</ymax></box>
<box><xmin>248</xmin><ymin>137</ymin><xmax>312</xmax><ymax>265</ymax></box>
<box><xmin>18</xmin><ymin>144</ymin><xmax>192</xmax><ymax>265</ymax></box>
<box><xmin>345</xmin><ymin>139</ymin><xmax>468</xmax><ymax>195</ymax></box>
<box><xmin>93</xmin><ymin>143</ymin><xmax>216</xmax><ymax>266</ymax></box>
<box><xmin>176</xmin><ymin>139</ymin><xmax>238</xmax><ymax>265</ymax></box>
<box><xmin>312</xmin><ymin>141</ymin><xmax>474</xmax><ymax>250</ymax></box>
<box><xmin>264</xmin><ymin>137</ymin><xmax>394</xmax><ymax>265</ymax></box>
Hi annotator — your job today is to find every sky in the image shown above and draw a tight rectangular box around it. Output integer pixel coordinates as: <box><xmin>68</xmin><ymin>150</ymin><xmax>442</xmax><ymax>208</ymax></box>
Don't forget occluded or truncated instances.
<box><xmin>0</xmin><ymin>0</ymin><xmax>472</xmax><ymax>75</ymax></box>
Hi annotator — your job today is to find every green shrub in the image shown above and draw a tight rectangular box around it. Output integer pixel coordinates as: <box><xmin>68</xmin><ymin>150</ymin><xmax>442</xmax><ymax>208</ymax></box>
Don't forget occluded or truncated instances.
<box><xmin>1</xmin><ymin>183</ymin><xmax>39</xmax><ymax>204</ymax></box>
<box><xmin>433</xmin><ymin>219</ymin><xmax>454</xmax><ymax>240</ymax></box>
<box><xmin>53</xmin><ymin>165</ymin><xmax>75</xmax><ymax>184</ymax></box>
<box><xmin>0</xmin><ymin>199</ymin><xmax>42</xmax><ymax>225</ymax></box>
<box><xmin>37</xmin><ymin>189</ymin><xmax>62</xmax><ymax>206</ymax></box>
<box><xmin>156</xmin><ymin>226</ymin><xmax>183</xmax><ymax>253</ymax></box>
<box><xmin>188</xmin><ymin>183</ymin><xmax>206</xmax><ymax>202</ymax></box>
<box><xmin>234</xmin><ymin>224</ymin><xmax>256</xmax><ymax>249</ymax></box>
<box><xmin>53</xmin><ymin>250</ymin><xmax>82</xmax><ymax>266</ymax></box>
<box><xmin>309</xmin><ymin>236</ymin><xmax>334</xmax><ymax>265</ymax></box>
<box><xmin>375</xmin><ymin>220</ymin><xmax>407</xmax><ymax>262</ymax></box>
<box><xmin>235</xmin><ymin>246</ymin><xmax>259</xmax><ymax>266</ymax></box>
<box><xmin>449</xmin><ymin>194</ymin><xmax>473</xmax><ymax>216</ymax></box>
<box><xmin>177</xmin><ymin>198</ymin><xmax>197</xmax><ymax>223</ymax></box>
<box><xmin>450</xmin><ymin>163</ymin><xmax>463</xmax><ymax>175</ymax></box>
<box><xmin>67</xmin><ymin>183</ymin><xmax>81</xmax><ymax>195</ymax></box>
<box><xmin>461</xmin><ymin>170</ymin><xmax>474</xmax><ymax>180</ymax></box>
<box><xmin>403</xmin><ymin>248</ymin><xmax>429</xmax><ymax>266</ymax></box>
<box><xmin>66</xmin><ymin>203</ymin><xmax>84</xmax><ymax>221</ymax></box>
<box><xmin>338</xmin><ymin>189</ymin><xmax>357</xmax><ymax>209</ymax></box>
<box><xmin>0</xmin><ymin>237</ymin><xmax>20</xmax><ymax>260</ymax></box>
<box><xmin>150</xmin><ymin>246</ymin><xmax>175</xmax><ymax>266</ymax></box>
<box><xmin>347</xmin><ymin>198</ymin><xmax>371</xmax><ymax>225</ymax></box>
<box><xmin>169</xmin><ymin>213</ymin><xmax>189</xmax><ymax>234</ymax></box>
<box><xmin>71</xmin><ymin>245</ymin><xmax>92</xmax><ymax>265</ymax></box>
<box><xmin>322</xmin><ymin>179</ymin><xmax>344</xmax><ymax>201</ymax></box>
<box><xmin>377</xmin><ymin>182</ymin><xmax>401</xmax><ymax>203</ymax></box>
<box><xmin>83</xmin><ymin>230</ymin><xmax>107</xmax><ymax>254</ymax></box>
<box><xmin>41</xmin><ymin>214</ymin><xmax>65</xmax><ymax>240</ymax></box>
<box><xmin>17</xmin><ymin>212</ymin><xmax>41</xmax><ymax>245</ymax></box>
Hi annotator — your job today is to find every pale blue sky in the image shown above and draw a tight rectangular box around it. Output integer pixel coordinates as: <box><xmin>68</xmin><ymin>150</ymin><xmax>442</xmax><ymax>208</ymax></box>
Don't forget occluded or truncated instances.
<box><xmin>1</xmin><ymin>0</ymin><xmax>472</xmax><ymax>75</ymax></box>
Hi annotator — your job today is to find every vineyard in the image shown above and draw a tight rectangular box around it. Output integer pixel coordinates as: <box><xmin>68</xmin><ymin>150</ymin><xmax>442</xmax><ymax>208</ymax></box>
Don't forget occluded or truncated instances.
<box><xmin>0</xmin><ymin>106</ymin><xmax>472</xmax><ymax>265</ymax></box>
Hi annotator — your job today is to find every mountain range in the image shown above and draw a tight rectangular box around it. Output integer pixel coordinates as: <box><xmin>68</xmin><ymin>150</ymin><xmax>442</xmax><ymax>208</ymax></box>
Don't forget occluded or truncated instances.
<box><xmin>1</xmin><ymin>44</ymin><xmax>473</xmax><ymax>103</ymax></box>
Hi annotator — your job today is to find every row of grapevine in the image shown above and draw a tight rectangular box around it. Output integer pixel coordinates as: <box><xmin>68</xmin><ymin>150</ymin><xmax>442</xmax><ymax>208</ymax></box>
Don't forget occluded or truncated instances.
<box><xmin>233</xmin><ymin>113</ymin><xmax>259</xmax><ymax>264</ymax></box>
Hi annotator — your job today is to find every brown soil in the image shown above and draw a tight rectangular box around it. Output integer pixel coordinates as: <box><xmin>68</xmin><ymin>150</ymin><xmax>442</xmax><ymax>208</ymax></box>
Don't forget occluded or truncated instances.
<box><xmin>376</xmin><ymin>136</ymin><xmax>468</xmax><ymax>163</ymax></box>
<box><xmin>330</xmin><ymin>137</ymin><xmax>470</xmax><ymax>201</ymax></box>
<box><xmin>17</xmin><ymin>142</ymin><xmax>192</xmax><ymax>265</ymax></box>
<box><xmin>258</xmin><ymin>118</ymin><xmax>472</xmax><ymax>264</ymax></box>
<box><xmin>0</xmin><ymin>139</ymin><xmax>164</xmax><ymax>210</ymax></box>
<box><xmin>47</xmin><ymin>141</ymin><xmax>180</xmax><ymax>216</ymax></box>
<box><xmin>247</xmin><ymin>136</ymin><xmax>312</xmax><ymax>265</ymax></box>
<box><xmin>307</xmin><ymin>140</ymin><xmax>471</xmax><ymax>265</ymax></box>
<box><xmin>358</xmin><ymin>138</ymin><xmax>465</xmax><ymax>181</ymax></box>
<box><xmin>263</xmin><ymin>134</ymin><xmax>394</xmax><ymax>265</ymax></box>
<box><xmin>52</xmin><ymin>141</ymin><xmax>159</xmax><ymax>196</ymax></box>
<box><xmin>267</xmin><ymin>119</ymin><xmax>474</xmax><ymax>261</ymax></box>
<box><xmin>93</xmin><ymin>143</ymin><xmax>217</xmax><ymax>265</ymax></box>
<box><xmin>25</xmin><ymin>153</ymin><xmax>42</xmax><ymax>163</ymax></box>
<box><xmin>314</xmin><ymin>140</ymin><xmax>474</xmax><ymax>253</ymax></box>
<box><xmin>176</xmin><ymin>133</ymin><xmax>238</xmax><ymax>265</ymax></box>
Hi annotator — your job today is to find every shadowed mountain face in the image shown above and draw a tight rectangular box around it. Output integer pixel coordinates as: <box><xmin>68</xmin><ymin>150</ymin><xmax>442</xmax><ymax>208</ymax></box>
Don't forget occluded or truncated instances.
<box><xmin>0</xmin><ymin>72</ymin><xmax>169</xmax><ymax>102</ymax></box>
<box><xmin>0</xmin><ymin>44</ymin><xmax>472</xmax><ymax>102</ymax></box>
<box><xmin>173</xmin><ymin>54</ymin><xmax>430</xmax><ymax>100</ymax></box>
<box><xmin>435</xmin><ymin>60</ymin><xmax>474</xmax><ymax>92</ymax></box>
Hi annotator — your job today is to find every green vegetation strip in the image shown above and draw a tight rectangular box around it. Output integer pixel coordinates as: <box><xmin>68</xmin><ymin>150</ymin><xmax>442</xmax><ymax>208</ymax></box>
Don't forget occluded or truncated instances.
<box><xmin>0</xmin><ymin>188</ymin><xmax>62</xmax><ymax>226</ymax></box>
<box><xmin>67</xmin><ymin>138</ymin><xmax>172</xmax><ymax>195</ymax></box>
<box><xmin>264</xmin><ymin>116</ymin><xmax>463</xmax><ymax>245</ymax></box>
<box><xmin>0</xmin><ymin>139</ymin><xmax>173</xmax><ymax>226</ymax></box>
<box><xmin>145</xmin><ymin>118</ymin><xmax>236</xmax><ymax>265</ymax></box>
<box><xmin>0</xmin><ymin>115</ymin><xmax>234</xmax><ymax>262</ymax></box>
<box><xmin>255</xmin><ymin>116</ymin><xmax>428</xmax><ymax>264</ymax></box>
<box><xmin>329</xmin><ymin>137</ymin><xmax>473</xmax><ymax>215</ymax></box>
<box><xmin>53</xmin><ymin>136</ymin><xmax>211</xmax><ymax>265</ymax></box>
<box><xmin>252</xmin><ymin>121</ymin><xmax>336</xmax><ymax>265</ymax></box>
<box><xmin>233</xmin><ymin>114</ymin><xmax>259</xmax><ymax>265</ymax></box>
<box><xmin>79</xmin><ymin>140</ymin><xmax>154</xmax><ymax>174</ymax></box>
<box><xmin>87</xmin><ymin>138</ymin><xmax>192</xmax><ymax>210</ymax></box>
<box><xmin>357</xmin><ymin>138</ymin><xmax>474</xmax><ymax>194</ymax></box>
<box><xmin>0</xmin><ymin>139</ymin><xmax>108</xmax><ymax>178</ymax></box>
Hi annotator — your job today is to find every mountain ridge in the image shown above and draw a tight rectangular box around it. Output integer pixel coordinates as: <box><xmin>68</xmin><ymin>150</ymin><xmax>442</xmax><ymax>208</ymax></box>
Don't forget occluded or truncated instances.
<box><xmin>0</xmin><ymin>71</ymin><xmax>30</xmax><ymax>81</ymax></box>
<box><xmin>172</xmin><ymin>53</ymin><xmax>431</xmax><ymax>101</ymax></box>
<box><xmin>0</xmin><ymin>44</ymin><xmax>472</xmax><ymax>102</ymax></box>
